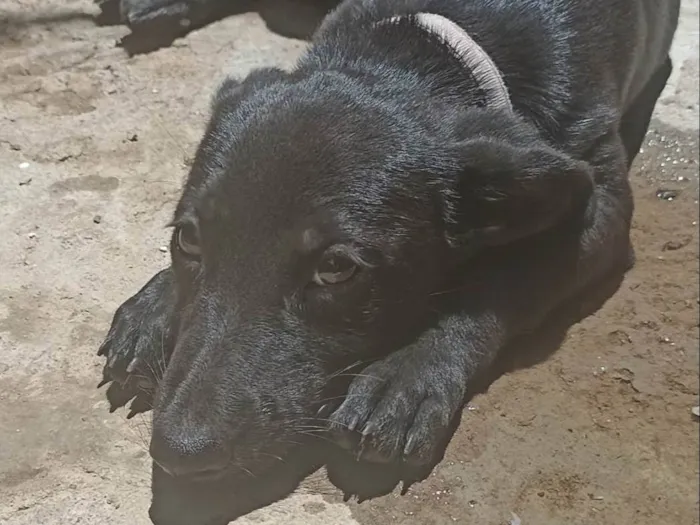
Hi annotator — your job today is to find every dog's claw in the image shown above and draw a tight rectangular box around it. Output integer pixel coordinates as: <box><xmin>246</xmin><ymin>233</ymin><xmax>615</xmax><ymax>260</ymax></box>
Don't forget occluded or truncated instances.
<box><xmin>126</xmin><ymin>356</ymin><xmax>141</xmax><ymax>374</ymax></box>
<box><xmin>403</xmin><ymin>434</ymin><xmax>417</xmax><ymax>457</ymax></box>
<box><xmin>347</xmin><ymin>414</ymin><xmax>360</xmax><ymax>432</ymax></box>
<box><xmin>107</xmin><ymin>352</ymin><xmax>120</xmax><ymax>369</ymax></box>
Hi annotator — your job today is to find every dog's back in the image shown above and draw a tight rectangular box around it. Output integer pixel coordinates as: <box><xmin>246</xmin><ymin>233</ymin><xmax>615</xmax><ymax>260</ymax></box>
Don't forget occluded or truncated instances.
<box><xmin>318</xmin><ymin>0</ymin><xmax>680</xmax><ymax>145</ymax></box>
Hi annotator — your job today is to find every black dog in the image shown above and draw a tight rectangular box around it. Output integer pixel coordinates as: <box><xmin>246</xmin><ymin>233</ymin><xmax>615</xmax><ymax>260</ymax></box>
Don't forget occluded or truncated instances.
<box><xmin>97</xmin><ymin>0</ymin><xmax>680</xmax><ymax>521</ymax></box>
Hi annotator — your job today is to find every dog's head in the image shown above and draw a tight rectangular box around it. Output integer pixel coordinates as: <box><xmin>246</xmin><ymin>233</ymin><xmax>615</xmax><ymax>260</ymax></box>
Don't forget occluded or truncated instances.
<box><xmin>148</xmin><ymin>65</ymin><xmax>592</xmax><ymax>485</ymax></box>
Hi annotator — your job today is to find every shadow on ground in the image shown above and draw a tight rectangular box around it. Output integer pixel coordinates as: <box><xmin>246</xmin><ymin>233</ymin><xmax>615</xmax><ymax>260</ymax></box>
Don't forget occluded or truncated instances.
<box><xmin>96</xmin><ymin>0</ymin><xmax>338</xmax><ymax>55</ymax></box>
<box><xmin>1</xmin><ymin>0</ymin><xmax>336</xmax><ymax>55</ymax></box>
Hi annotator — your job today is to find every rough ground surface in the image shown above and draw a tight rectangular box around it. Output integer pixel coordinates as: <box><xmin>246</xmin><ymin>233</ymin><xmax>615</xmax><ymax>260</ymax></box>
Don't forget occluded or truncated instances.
<box><xmin>0</xmin><ymin>1</ymin><xmax>698</xmax><ymax>524</ymax></box>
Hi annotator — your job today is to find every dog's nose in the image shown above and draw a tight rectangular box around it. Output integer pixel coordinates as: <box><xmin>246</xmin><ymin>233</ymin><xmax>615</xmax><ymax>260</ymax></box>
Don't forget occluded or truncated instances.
<box><xmin>149</xmin><ymin>423</ymin><xmax>232</xmax><ymax>480</ymax></box>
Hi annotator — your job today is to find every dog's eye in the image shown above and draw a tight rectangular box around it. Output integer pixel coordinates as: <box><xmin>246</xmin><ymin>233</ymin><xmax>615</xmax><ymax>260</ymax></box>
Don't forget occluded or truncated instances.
<box><xmin>175</xmin><ymin>224</ymin><xmax>201</xmax><ymax>258</ymax></box>
<box><xmin>313</xmin><ymin>255</ymin><xmax>357</xmax><ymax>285</ymax></box>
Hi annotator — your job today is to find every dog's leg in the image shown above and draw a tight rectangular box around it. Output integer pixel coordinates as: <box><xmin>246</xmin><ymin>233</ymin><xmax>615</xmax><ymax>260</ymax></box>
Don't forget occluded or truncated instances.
<box><xmin>330</xmin><ymin>130</ymin><xmax>633</xmax><ymax>465</ymax></box>
<box><xmin>98</xmin><ymin>268</ymin><xmax>178</xmax><ymax>414</ymax></box>
<box><xmin>619</xmin><ymin>57</ymin><xmax>672</xmax><ymax>168</ymax></box>
<box><xmin>96</xmin><ymin>0</ymin><xmax>230</xmax><ymax>33</ymax></box>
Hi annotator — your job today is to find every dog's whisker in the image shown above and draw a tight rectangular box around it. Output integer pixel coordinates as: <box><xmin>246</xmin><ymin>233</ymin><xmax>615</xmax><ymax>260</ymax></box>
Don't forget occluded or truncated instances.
<box><xmin>236</xmin><ymin>464</ymin><xmax>256</xmax><ymax>479</ymax></box>
<box><xmin>315</xmin><ymin>392</ymin><xmax>381</xmax><ymax>404</ymax></box>
<box><xmin>296</xmin><ymin>428</ymin><xmax>329</xmax><ymax>435</ymax></box>
<box><xmin>258</xmin><ymin>451</ymin><xmax>287</xmax><ymax>464</ymax></box>
<box><xmin>297</xmin><ymin>432</ymin><xmax>337</xmax><ymax>445</ymax></box>
<box><xmin>328</xmin><ymin>360</ymin><xmax>367</xmax><ymax>379</ymax></box>
<box><xmin>297</xmin><ymin>417</ymin><xmax>353</xmax><ymax>430</ymax></box>
<box><xmin>279</xmin><ymin>439</ymin><xmax>304</xmax><ymax>448</ymax></box>
<box><xmin>292</xmin><ymin>422</ymin><xmax>331</xmax><ymax>430</ymax></box>
<box><xmin>326</xmin><ymin>372</ymin><xmax>379</xmax><ymax>380</ymax></box>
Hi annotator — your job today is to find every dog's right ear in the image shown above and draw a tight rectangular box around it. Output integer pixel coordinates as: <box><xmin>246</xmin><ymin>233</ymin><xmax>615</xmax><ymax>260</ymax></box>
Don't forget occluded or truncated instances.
<box><xmin>448</xmin><ymin>134</ymin><xmax>594</xmax><ymax>249</ymax></box>
<box><xmin>211</xmin><ymin>67</ymin><xmax>288</xmax><ymax>112</ymax></box>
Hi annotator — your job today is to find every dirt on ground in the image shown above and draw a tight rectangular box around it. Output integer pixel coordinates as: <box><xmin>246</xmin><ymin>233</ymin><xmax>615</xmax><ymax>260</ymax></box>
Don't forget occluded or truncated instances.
<box><xmin>0</xmin><ymin>1</ymin><xmax>698</xmax><ymax>525</ymax></box>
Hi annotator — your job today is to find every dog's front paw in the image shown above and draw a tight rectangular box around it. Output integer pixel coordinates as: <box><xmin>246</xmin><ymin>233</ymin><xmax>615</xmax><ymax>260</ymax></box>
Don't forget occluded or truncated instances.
<box><xmin>329</xmin><ymin>348</ymin><xmax>465</xmax><ymax>466</ymax></box>
<box><xmin>98</xmin><ymin>269</ymin><xmax>176</xmax><ymax>415</ymax></box>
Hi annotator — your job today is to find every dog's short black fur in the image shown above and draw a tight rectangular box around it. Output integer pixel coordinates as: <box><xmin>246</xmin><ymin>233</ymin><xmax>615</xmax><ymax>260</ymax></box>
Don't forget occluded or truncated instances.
<box><xmin>97</xmin><ymin>0</ymin><xmax>680</xmax><ymax>522</ymax></box>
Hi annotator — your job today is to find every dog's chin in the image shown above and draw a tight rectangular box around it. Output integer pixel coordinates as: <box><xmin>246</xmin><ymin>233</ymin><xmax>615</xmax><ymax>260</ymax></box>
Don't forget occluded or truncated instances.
<box><xmin>149</xmin><ymin>462</ymin><xmax>251</xmax><ymax>525</ymax></box>
<box><xmin>149</xmin><ymin>437</ymin><xmax>325</xmax><ymax>525</ymax></box>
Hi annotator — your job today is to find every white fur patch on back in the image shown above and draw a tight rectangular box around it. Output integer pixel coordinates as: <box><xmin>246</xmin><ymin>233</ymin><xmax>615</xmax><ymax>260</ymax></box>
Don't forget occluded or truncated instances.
<box><xmin>381</xmin><ymin>13</ymin><xmax>512</xmax><ymax>112</ymax></box>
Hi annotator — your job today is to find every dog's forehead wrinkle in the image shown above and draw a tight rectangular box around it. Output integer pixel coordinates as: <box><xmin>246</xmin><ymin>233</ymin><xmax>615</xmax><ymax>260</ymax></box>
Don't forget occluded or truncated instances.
<box><xmin>185</xmin><ymin>71</ymin><xmax>466</xmax><ymax>210</ymax></box>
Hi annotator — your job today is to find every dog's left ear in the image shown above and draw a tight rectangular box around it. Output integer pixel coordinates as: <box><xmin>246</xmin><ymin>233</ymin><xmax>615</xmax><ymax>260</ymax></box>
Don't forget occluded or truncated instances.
<box><xmin>451</xmin><ymin>136</ymin><xmax>594</xmax><ymax>247</ymax></box>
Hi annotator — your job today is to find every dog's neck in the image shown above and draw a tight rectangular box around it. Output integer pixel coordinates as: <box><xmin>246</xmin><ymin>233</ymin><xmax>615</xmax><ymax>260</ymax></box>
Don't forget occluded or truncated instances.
<box><xmin>379</xmin><ymin>13</ymin><xmax>512</xmax><ymax>113</ymax></box>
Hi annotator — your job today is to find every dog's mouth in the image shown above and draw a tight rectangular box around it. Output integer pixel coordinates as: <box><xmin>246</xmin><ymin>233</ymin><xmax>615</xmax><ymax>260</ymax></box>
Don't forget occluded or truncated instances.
<box><xmin>187</xmin><ymin>467</ymin><xmax>231</xmax><ymax>483</ymax></box>
<box><xmin>152</xmin><ymin>423</ymin><xmax>326</xmax><ymax>488</ymax></box>
<box><xmin>156</xmin><ymin>462</ymin><xmax>232</xmax><ymax>484</ymax></box>
<box><xmin>149</xmin><ymin>431</ymin><xmax>330</xmax><ymax>525</ymax></box>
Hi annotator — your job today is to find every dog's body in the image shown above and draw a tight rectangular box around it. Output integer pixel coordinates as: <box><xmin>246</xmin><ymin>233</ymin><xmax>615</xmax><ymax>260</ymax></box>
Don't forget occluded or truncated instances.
<box><xmin>98</xmin><ymin>1</ymin><xmax>680</xmax><ymax>523</ymax></box>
